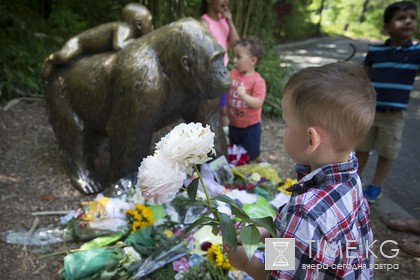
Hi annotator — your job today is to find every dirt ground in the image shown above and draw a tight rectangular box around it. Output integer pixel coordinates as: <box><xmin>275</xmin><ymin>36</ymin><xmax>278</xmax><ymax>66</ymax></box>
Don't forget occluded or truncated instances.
<box><xmin>0</xmin><ymin>100</ymin><xmax>419</xmax><ymax>279</ymax></box>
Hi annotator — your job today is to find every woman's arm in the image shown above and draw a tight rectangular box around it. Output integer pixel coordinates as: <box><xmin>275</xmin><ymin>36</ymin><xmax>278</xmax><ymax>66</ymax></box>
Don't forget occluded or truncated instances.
<box><xmin>222</xmin><ymin>7</ymin><xmax>240</xmax><ymax>48</ymax></box>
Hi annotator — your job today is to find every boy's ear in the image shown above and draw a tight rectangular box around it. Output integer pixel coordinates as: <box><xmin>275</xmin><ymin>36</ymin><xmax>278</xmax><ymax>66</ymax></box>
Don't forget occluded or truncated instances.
<box><xmin>251</xmin><ymin>56</ymin><xmax>258</xmax><ymax>66</ymax></box>
<box><xmin>306</xmin><ymin>127</ymin><xmax>322</xmax><ymax>153</ymax></box>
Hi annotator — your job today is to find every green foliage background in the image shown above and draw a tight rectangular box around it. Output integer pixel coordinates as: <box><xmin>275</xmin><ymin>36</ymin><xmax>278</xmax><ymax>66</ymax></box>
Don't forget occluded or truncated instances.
<box><xmin>1</xmin><ymin>0</ymin><xmax>419</xmax><ymax>116</ymax></box>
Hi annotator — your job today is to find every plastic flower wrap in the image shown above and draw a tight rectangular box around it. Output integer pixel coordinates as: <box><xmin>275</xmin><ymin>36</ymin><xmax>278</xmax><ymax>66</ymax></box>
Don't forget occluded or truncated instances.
<box><xmin>80</xmin><ymin>194</ymin><xmax>132</xmax><ymax>231</ymax></box>
<box><xmin>130</xmin><ymin>224</ymin><xmax>193</xmax><ymax>279</ymax></box>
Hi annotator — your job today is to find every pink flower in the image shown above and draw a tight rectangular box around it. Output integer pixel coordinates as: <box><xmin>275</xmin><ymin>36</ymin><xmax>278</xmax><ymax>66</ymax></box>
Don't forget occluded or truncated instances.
<box><xmin>172</xmin><ymin>256</ymin><xmax>190</xmax><ymax>272</ymax></box>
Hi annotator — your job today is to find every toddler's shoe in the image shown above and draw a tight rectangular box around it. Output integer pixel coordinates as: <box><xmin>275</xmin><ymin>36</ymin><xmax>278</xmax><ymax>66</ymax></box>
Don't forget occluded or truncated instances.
<box><xmin>363</xmin><ymin>185</ymin><xmax>382</xmax><ymax>204</ymax></box>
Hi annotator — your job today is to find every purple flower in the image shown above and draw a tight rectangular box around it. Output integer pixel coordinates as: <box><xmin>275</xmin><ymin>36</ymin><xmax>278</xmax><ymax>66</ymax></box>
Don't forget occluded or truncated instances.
<box><xmin>172</xmin><ymin>256</ymin><xmax>190</xmax><ymax>272</ymax></box>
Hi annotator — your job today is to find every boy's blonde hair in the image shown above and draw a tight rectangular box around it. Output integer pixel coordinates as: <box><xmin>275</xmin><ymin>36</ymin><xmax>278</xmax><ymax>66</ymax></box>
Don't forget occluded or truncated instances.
<box><xmin>283</xmin><ymin>62</ymin><xmax>376</xmax><ymax>152</ymax></box>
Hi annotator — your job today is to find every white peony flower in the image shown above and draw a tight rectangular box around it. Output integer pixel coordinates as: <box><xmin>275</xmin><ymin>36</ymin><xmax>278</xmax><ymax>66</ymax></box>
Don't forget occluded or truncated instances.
<box><xmin>155</xmin><ymin>123</ymin><xmax>215</xmax><ymax>168</ymax></box>
<box><xmin>148</xmin><ymin>192</ymin><xmax>176</xmax><ymax>205</ymax></box>
<box><xmin>137</xmin><ymin>154</ymin><xmax>186</xmax><ymax>204</ymax></box>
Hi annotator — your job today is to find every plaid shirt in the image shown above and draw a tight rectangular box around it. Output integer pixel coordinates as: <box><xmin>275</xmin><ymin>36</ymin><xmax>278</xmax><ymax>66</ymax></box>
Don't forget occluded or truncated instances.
<box><xmin>269</xmin><ymin>154</ymin><xmax>374</xmax><ymax>280</ymax></box>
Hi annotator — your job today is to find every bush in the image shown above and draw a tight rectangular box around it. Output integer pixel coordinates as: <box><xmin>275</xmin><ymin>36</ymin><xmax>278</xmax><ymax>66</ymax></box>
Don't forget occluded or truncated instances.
<box><xmin>259</xmin><ymin>47</ymin><xmax>290</xmax><ymax>118</ymax></box>
<box><xmin>0</xmin><ymin>0</ymin><xmax>133</xmax><ymax>103</ymax></box>
<box><xmin>0</xmin><ymin>0</ymin><xmax>288</xmax><ymax>107</ymax></box>
<box><xmin>0</xmin><ymin>2</ymin><xmax>50</xmax><ymax>102</ymax></box>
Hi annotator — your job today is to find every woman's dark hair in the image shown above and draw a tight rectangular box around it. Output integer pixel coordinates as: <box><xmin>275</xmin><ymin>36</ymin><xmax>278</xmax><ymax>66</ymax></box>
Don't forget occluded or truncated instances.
<box><xmin>384</xmin><ymin>1</ymin><xmax>417</xmax><ymax>23</ymax></box>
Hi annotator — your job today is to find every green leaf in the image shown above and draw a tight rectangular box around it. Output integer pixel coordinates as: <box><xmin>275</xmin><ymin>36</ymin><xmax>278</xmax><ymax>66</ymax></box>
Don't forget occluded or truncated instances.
<box><xmin>70</xmin><ymin>219</ymin><xmax>81</xmax><ymax>241</ymax></box>
<box><xmin>215</xmin><ymin>195</ymin><xmax>250</xmax><ymax>220</ymax></box>
<box><xmin>124</xmin><ymin>226</ymin><xmax>154</xmax><ymax>247</ymax></box>
<box><xmin>148</xmin><ymin>205</ymin><xmax>166</xmax><ymax>221</ymax></box>
<box><xmin>184</xmin><ymin>215</ymin><xmax>214</xmax><ymax>233</ymax></box>
<box><xmin>251</xmin><ymin>216</ymin><xmax>276</xmax><ymax>237</ymax></box>
<box><xmin>240</xmin><ymin>225</ymin><xmax>260</xmax><ymax>261</ymax></box>
<box><xmin>219</xmin><ymin>212</ymin><xmax>237</xmax><ymax>250</ymax></box>
<box><xmin>243</xmin><ymin>196</ymin><xmax>276</xmax><ymax>219</ymax></box>
<box><xmin>187</xmin><ymin>178</ymin><xmax>199</xmax><ymax>201</ymax></box>
<box><xmin>80</xmin><ymin>232</ymin><xmax>124</xmax><ymax>250</ymax></box>
<box><xmin>212</xmin><ymin>224</ymin><xmax>219</xmax><ymax>236</ymax></box>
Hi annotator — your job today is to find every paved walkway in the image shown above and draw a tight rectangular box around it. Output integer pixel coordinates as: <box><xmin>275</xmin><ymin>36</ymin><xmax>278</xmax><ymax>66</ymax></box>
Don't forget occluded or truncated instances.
<box><xmin>277</xmin><ymin>36</ymin><xmax>420</xmax><ymax>220</ymax></box>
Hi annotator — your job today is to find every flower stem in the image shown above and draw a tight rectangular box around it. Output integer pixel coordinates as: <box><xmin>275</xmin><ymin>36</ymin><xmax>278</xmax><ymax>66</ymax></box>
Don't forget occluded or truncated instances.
<box><xmin>193</xmin><ymin>165</ymin><xmax>213</xmax><ymax>210</ymax></box>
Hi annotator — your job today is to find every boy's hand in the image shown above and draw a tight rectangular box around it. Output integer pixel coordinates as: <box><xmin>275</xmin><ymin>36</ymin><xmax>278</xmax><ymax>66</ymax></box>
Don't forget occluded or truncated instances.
<box><xmin>222</xmin><ymin>242</ymin><xmax>233</xmax><ymax>253</ymax></box>
<box><xmin>224</xmin><ymin>240</ymin><xmax>269</xmax><ymax>280</ymax></box>
<box><xmin>223</xmin><ymin>242</ymin><xmax>250</xmax><ymax>270</ymax></box>
<box><xmin>237</xmin><ymin>83</ymin><xmax>247</xmax><ymax>98</ymax></box>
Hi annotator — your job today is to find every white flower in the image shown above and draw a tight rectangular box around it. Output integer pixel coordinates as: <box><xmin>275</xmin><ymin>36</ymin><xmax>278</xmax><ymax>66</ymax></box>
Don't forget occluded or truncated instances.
<box><xmin>123</xmin><ymin>246</ymin><xmax>142</xmax><ymax>262</ymax></box>
<box><xmin>148</xmin><ymin>192</ymin><xmax>176</xmax><ymax>205</ymax></box>
<box><xmin>101</xmin><ymin>196</ymin><xmax>132</xmax><ymax>219</ymax></box>
<box><xmin>137</xmin><ymin>154</ymin><xmax>186</xmax><ymax>204</ymax></box>
<box><xmin>89</xmin><ymin>218</ymin><xmax>128</xmax><ymax>231</ymax></box>
<box><xmin>155</xmin><ymin>123</ymin><xmax>215</xmax><ymax>168</ymax></box>
<box><xmin>128</xmin><ymin>188</ymin><xmax>146</xmax><ymax>205</ymax></box>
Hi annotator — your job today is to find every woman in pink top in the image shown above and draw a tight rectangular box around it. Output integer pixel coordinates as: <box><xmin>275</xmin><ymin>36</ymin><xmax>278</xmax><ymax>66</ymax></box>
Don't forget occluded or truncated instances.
<box><xmin>200</xmin><ymin>0</ymin><xmax>240</xmax><ymax>127</ymax></box>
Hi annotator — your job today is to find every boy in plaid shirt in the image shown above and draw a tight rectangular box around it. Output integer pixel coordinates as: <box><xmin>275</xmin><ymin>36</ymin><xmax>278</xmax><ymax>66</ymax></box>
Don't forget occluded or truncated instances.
<box><xmin>225</xmin><ymin>62</ymin><xmax>375</xmax><ymax>280</ymax></box>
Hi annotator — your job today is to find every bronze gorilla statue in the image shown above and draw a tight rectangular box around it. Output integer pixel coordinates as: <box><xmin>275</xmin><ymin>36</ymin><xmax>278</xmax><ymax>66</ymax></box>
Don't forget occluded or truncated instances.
<box><xmin>44</xmin><ymin>18</ymin><xmax>231</xmax><ymax>194</ymax></box>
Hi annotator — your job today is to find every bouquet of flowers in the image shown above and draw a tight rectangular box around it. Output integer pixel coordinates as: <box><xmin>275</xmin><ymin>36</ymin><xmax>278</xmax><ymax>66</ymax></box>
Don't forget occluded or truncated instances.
<box><xmin>227</xmin><ymin>144</ymin><xmax>250</xmax><ymax>166</ymax></box>
<box><xmin>137</xmin><ymin>122</ymin><xmax>276</xmax><ymax>261</ymax></box>
<box><xmin>62</xmin><ymin>221</ymin><xmax>191</xmax><ymax>280</ymax></box>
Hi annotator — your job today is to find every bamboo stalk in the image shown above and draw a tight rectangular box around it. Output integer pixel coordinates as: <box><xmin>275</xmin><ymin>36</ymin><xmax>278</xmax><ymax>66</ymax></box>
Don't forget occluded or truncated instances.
<box><xmin>243</xmin><ymin>0</ymin><xmax>254</xmax><ymax>36</ymax></box>
<box><xmin>233</xmin><ymin>0</ymin><xmax>242</xmax><ymax>36</ymax></box>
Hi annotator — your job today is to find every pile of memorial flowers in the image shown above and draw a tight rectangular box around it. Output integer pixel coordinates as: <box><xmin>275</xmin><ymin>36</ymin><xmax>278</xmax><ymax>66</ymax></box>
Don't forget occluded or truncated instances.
<box><xmin>2</xmin><ymin>122</ymin><xmax>296</xmax><ymax>279</ymax></box>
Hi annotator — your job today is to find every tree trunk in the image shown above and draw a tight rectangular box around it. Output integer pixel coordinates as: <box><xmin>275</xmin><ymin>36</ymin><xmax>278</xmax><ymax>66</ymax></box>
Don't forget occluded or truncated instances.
<box><xmin>316</xmin><ymin>0</ymin><xmax>327</xmax><ymax>35</ymax></box>
<box><xmin>359</xmin><ymin>0</ymin><xmax>370</xmax><ymax>23</ymax></box>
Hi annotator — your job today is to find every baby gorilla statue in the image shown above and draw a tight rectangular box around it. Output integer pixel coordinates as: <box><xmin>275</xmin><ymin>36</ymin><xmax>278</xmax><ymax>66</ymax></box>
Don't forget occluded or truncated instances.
<box><xmin>41</xmin><ymin>3</ymin><xmax>153</xmax><ymax>79</ymax></box>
